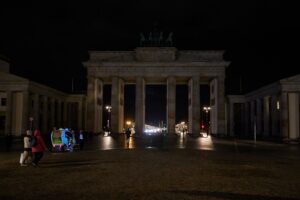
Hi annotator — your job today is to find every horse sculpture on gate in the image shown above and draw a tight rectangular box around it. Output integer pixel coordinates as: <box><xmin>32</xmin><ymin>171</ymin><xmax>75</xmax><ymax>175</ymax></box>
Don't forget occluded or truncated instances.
<box><xmin>139</xmin><ymin>32</ymin><xmax>146</xmax><ymax>46</ymax></box>
<box><xmin>165</xmin><ymin>32</ymin><xmax>173</xmax><ymax>46</ymax></box>
<box><xmin>139</xmin><ymin>31</ymin><xmax>174</xmax><ymax>47</ymax></box>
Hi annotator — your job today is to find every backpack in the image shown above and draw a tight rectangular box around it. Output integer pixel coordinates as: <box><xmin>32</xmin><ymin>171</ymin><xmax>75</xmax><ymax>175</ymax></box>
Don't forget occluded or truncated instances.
<box><xmin>31</xmin><ymin>136</ymin><xmax>38</xmax><ymax>147</ymax></box>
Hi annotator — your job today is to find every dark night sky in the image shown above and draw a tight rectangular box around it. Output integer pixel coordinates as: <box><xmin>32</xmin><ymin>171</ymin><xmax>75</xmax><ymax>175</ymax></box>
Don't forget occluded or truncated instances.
<box><xmin>0</xmin><ymin>1</ymin><xmax>298</xmax><ymax>125</ymax></box>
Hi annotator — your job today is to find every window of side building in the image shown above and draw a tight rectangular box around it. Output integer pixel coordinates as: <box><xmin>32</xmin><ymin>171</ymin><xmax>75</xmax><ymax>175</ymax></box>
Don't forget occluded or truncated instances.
<box><xmin>1</xmin><ymin>98</ymin><xmax>7</xmax><ymax>106</ymax></box>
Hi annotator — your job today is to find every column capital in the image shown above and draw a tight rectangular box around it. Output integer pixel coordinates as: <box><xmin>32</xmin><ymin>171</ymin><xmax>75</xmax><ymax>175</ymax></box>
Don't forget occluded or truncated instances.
<box><xmin>136</xmin><ymin>76</ymin><xmax>145</xmax><ymax>81</ymax></box>
<box><xmin>217</xmin><ymin>74</ymin><xmax>225</xmax><ymax>80</ymax></box>
<box><xmin>167</xmin><ymin>76</ymin><xmax>176</xmax><ymax>80</ymax></box>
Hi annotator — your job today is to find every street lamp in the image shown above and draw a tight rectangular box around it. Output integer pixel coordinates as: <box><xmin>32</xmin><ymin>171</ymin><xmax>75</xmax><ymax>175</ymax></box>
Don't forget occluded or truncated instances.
<box><xmin>105</xmin><ymin>105</ymin><xmax>112</xmax><ymax>131</ymax></box>
<box><xmin>126</xmin><ymin>120</ymin><xmax>132</xmax><ymax>134</ymax></box>
<box><xmin>203</xmin><ymin>106</ymin><xmax>211</xmax><ymax>113</ymax></box>
<box><xmin>180</xmin><ymin>121</ymin><xmax>187</xmax><ymax>134</ymax></box>
<box><xmin>203</xmin><ymin>106</ymin><xmax>211</xmax><ymax>135</ymax></box>
<box><xmin>126</xmin><ymin>120</ymin><xmax>132</xmax><ymax>127</ymax></box>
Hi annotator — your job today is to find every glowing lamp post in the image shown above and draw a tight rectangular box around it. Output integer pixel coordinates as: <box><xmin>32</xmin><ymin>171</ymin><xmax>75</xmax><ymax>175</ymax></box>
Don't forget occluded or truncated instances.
<box><xmin>126</xmin><ymin>120</ymin><xmax>132</xmax><ymax>128</ymax></box>
<box><xmin>105</xmin><ymin>105</ymin><xmax>112</xmax><ymax>131</ymax></box>
<box><xmin>203</xmin><ymin>106</ymin><xmax>211</xmax><ymax>113</ymax></box>
<box><xmin>180</xmin><ymin>121</ymin><xmax>186</xmax><ymax>133</ymax></box>
<box><xmin>203</xmin><ymin>106</ymin><xmax>211</xmax><ymax>134</ymax></box>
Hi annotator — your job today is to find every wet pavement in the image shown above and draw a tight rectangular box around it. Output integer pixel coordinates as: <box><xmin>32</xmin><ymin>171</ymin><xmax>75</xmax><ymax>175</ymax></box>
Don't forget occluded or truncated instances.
<box><xmin>2</xmin><ymin>132</ymin><xmax>300</xmax><ymax>155</ymax></box>
<box><xmin>2</xmin><ymin>133</ymin><xmax>300</xmax><ymax>200</ymax></box>
<box><xmin>85</xmin><ymin>133</ymin><xmax>215</xmax><ymax>151</ymax></box>
<box><xmin>83</xmin><ymin>132</ymin><xmax>300</xmax><ymax>154</ymax></box>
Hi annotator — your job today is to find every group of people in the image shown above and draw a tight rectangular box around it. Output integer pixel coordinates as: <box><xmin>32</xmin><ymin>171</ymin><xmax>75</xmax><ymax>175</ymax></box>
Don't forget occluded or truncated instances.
<box><xmin>20</xmin><ymin>129</ymin><xmax>47</xmax><ymax>167</ymax></box>
<box><xmin>20</xmin><ymin>127</ymin><xmax>85</xmax><ymax>167</ymax></box>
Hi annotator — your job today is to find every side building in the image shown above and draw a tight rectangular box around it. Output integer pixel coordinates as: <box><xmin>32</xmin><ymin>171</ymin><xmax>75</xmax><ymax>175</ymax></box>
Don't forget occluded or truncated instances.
<box><xmin>0</xmin><ymin>58</ymin><xmax>86</xmax><ymax>137</ymax></box>
<box><xmin>227</xmin><ymin>75</ymin><xmax>300</xmax><ymax>142</ymax></box>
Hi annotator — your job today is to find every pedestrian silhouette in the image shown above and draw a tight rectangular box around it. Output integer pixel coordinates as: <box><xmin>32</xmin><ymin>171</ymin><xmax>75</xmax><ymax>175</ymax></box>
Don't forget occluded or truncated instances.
<box><xmin>125</xmin><ymin>128</ymin><xmax>131</xmax><ymax>141</ymax></box>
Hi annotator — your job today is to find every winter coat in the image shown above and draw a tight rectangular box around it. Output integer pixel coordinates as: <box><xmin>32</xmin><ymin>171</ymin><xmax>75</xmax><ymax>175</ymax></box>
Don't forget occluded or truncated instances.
<box><xmin>32</xmin><ymin>130</ymin><xmax>47</xmax><ymax>153</ymax></box>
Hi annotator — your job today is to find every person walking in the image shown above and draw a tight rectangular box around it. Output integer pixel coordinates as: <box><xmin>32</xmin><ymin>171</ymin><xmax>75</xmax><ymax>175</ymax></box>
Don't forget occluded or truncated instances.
<box><xmin>125</xmin><ymin>128</ymin><xmax>131</xmax><ymax>143</ymax></box>
<box><xmin>20</xmin><ymin>130</ymin><xmax>32</xmax><ymax>166</ymax></box>
<box><xmin>31</xmin><ymin>129</ymin><xmax>47</xmax><ymax>167</ymax></box>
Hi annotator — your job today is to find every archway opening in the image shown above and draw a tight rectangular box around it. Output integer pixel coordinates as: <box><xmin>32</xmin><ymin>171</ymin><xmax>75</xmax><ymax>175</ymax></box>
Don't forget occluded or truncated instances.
<box><xmin>145</xmin><ymin>85</ymin><xmax>166</xmax><ymax>129</ymax></box>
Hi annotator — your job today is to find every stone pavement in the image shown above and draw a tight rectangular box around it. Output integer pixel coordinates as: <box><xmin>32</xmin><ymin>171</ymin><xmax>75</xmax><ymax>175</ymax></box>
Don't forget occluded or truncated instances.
<box><xmin>1</xmin><ymin>134</ymin><xmax>300</xmax><ymax>200</ymax></box>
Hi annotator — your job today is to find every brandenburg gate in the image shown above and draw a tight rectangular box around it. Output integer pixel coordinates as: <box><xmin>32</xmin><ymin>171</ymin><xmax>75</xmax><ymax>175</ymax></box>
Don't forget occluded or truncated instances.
<box><xmin>83</xmin><ymin>47</ymin><xmax>229</xmax><ymax>136</ymax></box>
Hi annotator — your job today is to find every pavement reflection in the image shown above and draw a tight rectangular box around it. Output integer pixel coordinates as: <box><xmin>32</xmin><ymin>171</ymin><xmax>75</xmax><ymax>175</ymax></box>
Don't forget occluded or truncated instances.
<box><xmin>89</xmin><ymin>133</ymin><xmax>216</xmax><ymax>151</ymax></box>
<box><xmin>82</xmin><ymin>133</ymin><xmax>300</xmax><ymax>155</ymax></box>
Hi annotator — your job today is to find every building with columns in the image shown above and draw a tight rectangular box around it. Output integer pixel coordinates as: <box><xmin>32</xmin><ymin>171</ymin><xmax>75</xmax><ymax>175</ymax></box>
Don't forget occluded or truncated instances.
<box><xmin>83</xmin><ymin>47</ymin><xmax>230</xmax><ymax>135</ymax></box>
<box><xmin>0</xmin><ymin>58</ymin><xmax>86</xmax><ymax>136</ymax></box>
<box><xmin>227</xmin><ymin>75</ymin><xmax>300</xmax><ymax>141</ymax></box>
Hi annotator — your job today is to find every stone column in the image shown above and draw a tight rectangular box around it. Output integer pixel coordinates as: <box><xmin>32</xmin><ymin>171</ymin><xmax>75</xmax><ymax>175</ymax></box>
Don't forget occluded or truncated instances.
<box><xmin>96</xmin><ymin>79</ymin><xmax>103</xmax><ymax>133</ymax></box>
<box><xmin>28</xmin><ymin>94</ymin><xmax>34</xmax><ymax>124</ymax></box>
<box><xmin>280</xmin><ymin>92</ymin><xmax>289</xmax><ymax>138</ymax></box>
<box><xmin>167</xmin><ymin>76</ymin><xmax>176</xmax><ymax>134</ymax></box>
<box><xmin>49</xmin><ymin>98</ymin><xmax>55</xmax><ymax>129</ymax></box>
<box><xmin>42</xmin><ymin>96</ymin><xmax>49</xmax><ymax>134</ymax></box>
<box><xmin>244</xmin><ymin>102</ymin><xmax>250</xmax><ymax>136</ymax></box>
<box><xmin>57</xmin><ymin>100</ymin><xmax>62</xmax><ymax>127</ymax></box>
<box><xmin>86</xmin><ymin>77</ymin><xmax>103</xmax><ymax>133</ymax></box>
<box><xmin>216</xmin><ymin>76</ymin><xmax>226</xmax><ymax>135</ymax></box>
<box><xmin>11</xmin><ymin>92</ymin><xmax>17</xmax><ymax>135</ymax></box>
<box><xmin>229</xmin><ymin>102</ymin><xmax>234</xmax><ymax>136</ymax></box>
<box><xmin>263</xmin><ymin>96</ymin><xmax>270</xmax><ymax>137</ymax></box>
<box><xmin>21</xmin><ymin>91</ymin><xmax>29</xmax><ymax>135</ymax></box>
<box><xmin>188</xmin><ymin>76</ymin><xmax>200</xmax><ymax>135</ymax></box>
<box><xmin>81</xmin><ymin>99</ymin><xmax>86</xmax><ymax>131</ymax></box>
<box><xmin>86</xmin><ymin>77</ymin><xmax>95</xmax><ymax>132</ymax></box>
<box><xmin>271</xmin><ymin>96</ymin><xmax>278</xmax><ymax>136</ymax></box>
<box><xmin>241</xmin><ymin>103</ymin><xmax>246</xmax><ymax>136</ymax></box>
<box><xmin>32</xmin><ymin>94</ymin><xmax>40</xmax><ymax>129</ymax></box>
<box><xmin>210</xmin><ymin>76</ymin><xmax>225</xmax><ymax>135</ymax></box>
<box><xmin>288</xmin><ymin>93</ymin><xmax>300</xmax><ymax>139</ymax></box>
<box><xmin>111</xmin><ymin>77</ymin><xmax>124</xmax><ymax>133</ymax></box>
<box><xmin>135</xmin><ymin>77</ymin><xmax>145</xmax><ymax>135</ymax></box>
<box><xmin>256</xmin><ymin>98</ymin><xmax>263</xmax><ymax>136</ymax></box>
<box><xmin>5</xmin><ymin>91</ymin><xmax>12</xmax><ymax>135</ymax></box>
<box><xmin>250</xmin><ymin>101</ymin><xmax>255</xmax><ymax>134</ymax></box>
<box><xmin>77</xmin><ymin>100</ymin><xmax>83</xmax><ymax>130</ymax></box>
<box><xmin>63</xmin><ymin>101</ymin><xmax>68</xmax><ymax>128</ymax></box>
